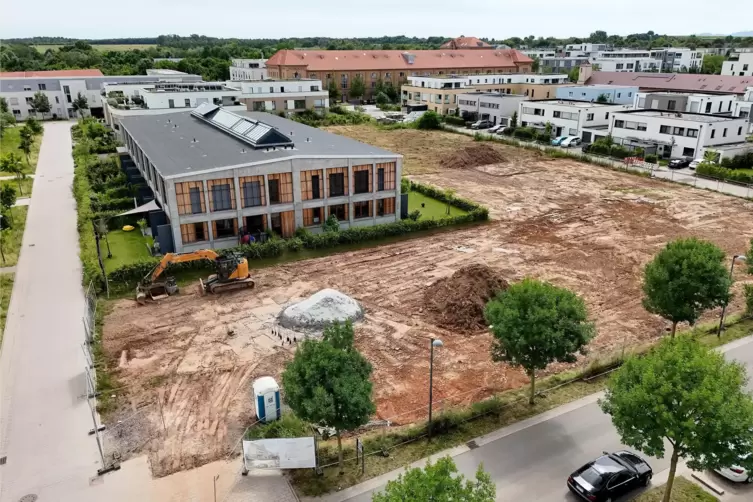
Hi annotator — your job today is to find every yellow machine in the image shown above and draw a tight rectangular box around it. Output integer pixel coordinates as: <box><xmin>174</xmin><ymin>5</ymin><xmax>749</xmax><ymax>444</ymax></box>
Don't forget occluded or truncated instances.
<box><xmin>136</xmin><ymin>249</ymin><xmax>255</xmax><ymax>304</ymax></box>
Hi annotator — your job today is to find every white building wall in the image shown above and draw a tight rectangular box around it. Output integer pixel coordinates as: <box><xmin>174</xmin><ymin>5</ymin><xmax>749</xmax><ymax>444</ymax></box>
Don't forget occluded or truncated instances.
<box><xmin>518</xmin><ymin>101</ymin><xmax>632</xmax><ymax>137</ymax></box>
<box><xmin>142</xmin><ymin>89</ymin><xmax>241</xmax><ymax>109</ymax></box>
<box><xmin>722</xmin><ymin>53</ymin><xmax>753</xmax><ymax>76</ymax></box>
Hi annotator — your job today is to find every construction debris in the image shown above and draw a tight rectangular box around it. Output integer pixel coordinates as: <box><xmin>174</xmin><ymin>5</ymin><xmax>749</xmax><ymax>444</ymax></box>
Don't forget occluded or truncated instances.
<box><xmin>444</xmin><ymin>144</ymin><xmax>506</xmax><ymax>170</ymax></box>
<box><xmin>279</xmin><ymin>288</ymin><xmax>364</xmax><ymax>331</ymax></box>
<box><xmin>424</xmin><ymin>264</ymin><xmax>508</xmax><ymax>332</ymax></box>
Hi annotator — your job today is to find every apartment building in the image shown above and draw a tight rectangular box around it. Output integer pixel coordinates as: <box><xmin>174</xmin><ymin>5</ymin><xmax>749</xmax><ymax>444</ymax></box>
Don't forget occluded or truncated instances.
<box><xmin>234</xmin><ymin>79</ymin><xmax>329</xmax><ymax>115</ymax></box>
<box><xmin>663</xmin><ymin>48</ymin><xmax>703</xmax><ymax>72</ymax></box>
<box><xmin>633</xmin><ymin>92</ymin><xmax>737</xmax><ymax>115</ymax></box>
<box><xmin>522</xmin><ymin>49</ymin><xmax>558</xmax><ymax>59</ymax></box>
<box><xmin>118</xmin><ymin>105</ymin><xmax>401</xmax><ymax>253</ymax></box>
<box><xmin>457</xmin><ymin>92</ymin><xmax>526</xmax><ymax>125</ymax></box>
<box><xmin>229</xmin><ymin>59</ymin><xmax>268</xmax><ymax>81</ymax></box>
<box><xmin>592</xmin><ymin>50</ymin><xmax>665</xmax><ymax>72</ymax></box>
<box><xmin>265</xmin><ymin>49</ymin><xmax>533</xmax><ymax>101</ymax></box>
<box><xmin>440</xmin><ymin>36</ymin><xmax>492</xmax><ymax>50</ymax></box>
<box><xmin>401</xmin><ymin>73</ymin><xmax>569</xmax><ymax>114</ymax></box>
<box><xmin>564</xmin><ymin>43</ymin><xmax>608</xmax><ymax>58</ymax></box>
<box><xmin>0</xmin><ymin>69</ymin><xmax>202</xmax><ymax>120</ymax></box>
<box><xmin>608</xmin><ymin>109</ymin><xmax>749</xmax><ymax>159</ymax></box>
<box><xmin>517</xmin><ymin>99</ymin><xmax>634</xmax><ymax>139</ymax></box>
<box><xmin>556</xmin><ymin>84</ymin><xmax>638</xmax><ymax>104</ymax></box>
<box><xmin>722</xmin><ymin>53</ymin><xmax>753</xmax><ymax>77</ymax></box>
<box><xmin>539</xmin><ymin>56</ymin><xmax>592</xmax><ymax>73</ymax></box>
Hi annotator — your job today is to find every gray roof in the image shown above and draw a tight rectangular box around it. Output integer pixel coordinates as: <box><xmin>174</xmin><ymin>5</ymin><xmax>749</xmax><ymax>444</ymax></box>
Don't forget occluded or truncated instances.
<box><xmin>119</xmin><ymin>110</ymin><xmax>400</xmax><ymax>179</ymax></box>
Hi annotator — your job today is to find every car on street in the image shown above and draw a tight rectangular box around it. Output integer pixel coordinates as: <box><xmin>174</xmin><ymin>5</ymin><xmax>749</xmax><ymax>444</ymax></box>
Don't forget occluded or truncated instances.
<box><xmin>688</xmin><ymin>158</ymin><xmax>704</xmax><ymax>170</ymax></box>
<box><xmin>567</xmin><ymin>451</ymin><xmax>653</xmax><ymax>502</ymax></box>
<box><xmin>581</xmin><ymin>143</ymin><xmax>593</xmax><ymax>153</ymax></box>
<box><xmin>668</xmin><ymin>157</ymin><xmax>692</xmax><ymax>169</ymax></box>
<box><xmin>561</xmin><ymin>136</ymin><xmax>581</xmax><ymax>148</ymax></box>
<box><xmin>551</xmin><ymin>136</ymin><xmax>568</xmax><ymax>146</ymax></box>
<box><xmin>470</xmin><ymin>120</ymin><xmax>492</xmax><ymax>129</ymax></box>
<box><xmin>488</xmin><ymin>124</ymin><xmax>503</xmax><ymax>133</ymax></box>
<box><xmin>714</xmin><ymin>449</ymin><xmax>752</xmax><ymax>483</ymax></box>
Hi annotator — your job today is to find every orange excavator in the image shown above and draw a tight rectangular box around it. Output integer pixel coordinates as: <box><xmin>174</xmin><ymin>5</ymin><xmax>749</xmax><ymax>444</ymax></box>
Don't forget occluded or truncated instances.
<box><xmin>136</xmin><ymin>249</ymin><xmax>255</xmax><ymax>304</ymax></box>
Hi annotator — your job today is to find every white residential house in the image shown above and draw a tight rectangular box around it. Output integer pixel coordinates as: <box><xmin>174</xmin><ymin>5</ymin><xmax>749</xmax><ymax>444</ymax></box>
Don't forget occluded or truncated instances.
<box><xmin>732</xmin><ymin>86</ymin><xmax>753</xmax><ymax>133</ymax></box>
<box><xmin>663</xmin><ymin>48</ymin><xmax>704</xmax><ymax>72</ymax></box>
<box><xmin>556</xmin><ymin>84</ymin><xmax>638</xmax><ymax>104</ymax></box>
<box><xmin>592</xmin><ymin>50</ymin><xmax>665</xmax><ymax>72</ymax></box>
<box><xmin>634</xmin><ymin>92</ymin><xmax>737</xmax><ymax>115</ymax></box>
<box><xmin>232</xmin><ymin>79</ymin><xmax>329</xmax><ymax>115</ymax></box>
<box><xmin>229</xmin><ymin>59</ymin><xmax>268</xmax><ymax>81</ymax></box>
<box><xmin>722</xmin><ymin>53</ymin><xmax>753</xmax><ymax>77</ymax></box>
<box><xmin>456</xmin><ymin>92</ymin><xmax>527</xmax><ymax>125</ymax></box>
<box><xmin>517</xmin><ymin>99</ymin><xmax>633</xmax><ymax>139</ymax></box>
<box><xmin>563</xmin><ymin>43</ymin><xmax>608</xmax><ymax>58</ymax></box>
<box><xmin>609</xmin><ymin>110</ymin><xmax>749</xmax><ymax>159</ymax></box>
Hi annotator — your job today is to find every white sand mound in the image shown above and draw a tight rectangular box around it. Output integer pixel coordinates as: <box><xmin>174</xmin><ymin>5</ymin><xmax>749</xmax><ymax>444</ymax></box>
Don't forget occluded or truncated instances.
<box><xmin>279</xmin><ymin>289</ymin><xmax>364</xmax><ymax>331</ymax></box>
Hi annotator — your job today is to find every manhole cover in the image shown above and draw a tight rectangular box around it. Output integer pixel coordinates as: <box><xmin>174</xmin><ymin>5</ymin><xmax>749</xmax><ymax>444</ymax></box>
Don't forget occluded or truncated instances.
<box><xmin>19</xmin><ymin>495</ymin><xmax>38</xmax><ymax>502</ymax></box>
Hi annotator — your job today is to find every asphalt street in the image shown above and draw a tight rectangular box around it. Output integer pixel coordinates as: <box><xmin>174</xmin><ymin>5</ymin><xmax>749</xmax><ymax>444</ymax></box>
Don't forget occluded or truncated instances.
<box><xmin>343</xmin><ymin>338</ymin><xmax>753</xmax><ymax>502</ymax></box>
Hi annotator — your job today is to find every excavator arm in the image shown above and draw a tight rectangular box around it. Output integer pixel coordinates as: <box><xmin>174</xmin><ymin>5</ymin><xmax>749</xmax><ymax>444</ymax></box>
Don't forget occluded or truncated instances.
<box><xmin>147</xmin><ymin>249</ymin><xmax>220</xmax><ymax>283</ymax></box>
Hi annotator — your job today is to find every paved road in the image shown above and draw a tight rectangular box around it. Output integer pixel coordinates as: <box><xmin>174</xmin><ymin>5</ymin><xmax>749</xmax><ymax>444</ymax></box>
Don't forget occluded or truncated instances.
<box><xmin>338</xmin><ymin>337</ymin><xmax>753</xmax><ymax>502</ymax></box>
<box><xmin>0</xmin><ymin>122</ymin><xmax>102</xmax><ymax>502</ymax></box>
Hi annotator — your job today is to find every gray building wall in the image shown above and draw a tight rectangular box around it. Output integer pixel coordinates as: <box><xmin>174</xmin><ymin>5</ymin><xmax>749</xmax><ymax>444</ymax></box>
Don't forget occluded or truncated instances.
<box><xmin>638</xmin><ymin>93</ymin><xmax>689</xmax><ymax>112</ymax></box>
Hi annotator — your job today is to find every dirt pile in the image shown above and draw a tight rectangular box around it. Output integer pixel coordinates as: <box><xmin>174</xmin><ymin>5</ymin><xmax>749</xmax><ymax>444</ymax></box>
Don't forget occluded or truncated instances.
<box><xmin>423</xmin><ymin>264</ymin><xmax>508</xmax><ymax>332</ymax></box>
<box><xmin>279</xmin><ymin>288</ymin><xmax>364</xmax><ymax>332</ymax></box>
<box><xmin>444</xmin><ymin>144</ymin><xmax>506</xmax><ymax>170</ymax></box>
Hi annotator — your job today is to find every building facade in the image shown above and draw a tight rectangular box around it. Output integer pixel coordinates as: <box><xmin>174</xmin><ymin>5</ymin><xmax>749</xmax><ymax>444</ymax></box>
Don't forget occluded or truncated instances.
<box><xmin>229</xmin><ymin>59</ymin><xmax>268</xmax><ymax>81</ymax></box>
<box><xmin>555</xmin><ymin>85</ymin><xmax>638</xmax><ymax>104</ymax></box>
<box><xmin>517</xmin><ymin>99</ymin><xmax>634</xmax><ymax>138</ymax></box>
<box><xmin>234</xmin><ymin>79</ymin><xmax>329</xmax><ymax>116</ymax></box>
<box><xmin>265</xmin><ymin>49</ymin><xmax>533</xmax><ymax>101</ymax></box>
<box><xmin>609</xmin><ymin>110</ymin><xmax>749</xmax><ymax>159</ymax></box>
<box><xmin>633</xmin><ymin>92</ymin><xmax>737</xmax><ymax>115</ymax></box>
<box><xmin>440</xmin><ymin>37</ymin><xmax>492</xmax><ymax>50</ymax></box>
<box><xmin>0</xmin><ymin>69</ymin><xmax>201</xmax><ymax>120</ymax></box>
<box><xmin>119</xmin><ymin>105</ymin><xmax>402</xmax><ymax>253</ymax></box>
<box><xmin>592</xmin><ymin>50</ymin><xmax>665</xmax><ymax>72</ymax></box>
<box><xmin>722</xmin><ymin>53</ymin><xmax>753</xmax><ymax>77</ymax></box>
<box><xmin>456</xmin><ymin>92</ymin><xmax>526</xmax><ymax>125</ymax></box>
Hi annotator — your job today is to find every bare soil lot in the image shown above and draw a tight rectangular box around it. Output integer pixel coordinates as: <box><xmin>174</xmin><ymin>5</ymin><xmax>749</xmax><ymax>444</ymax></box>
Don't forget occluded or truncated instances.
<box><xmin>101</xmin><ymin>126</ymin><xmax>753</xmax><ymax>477</ymax></box>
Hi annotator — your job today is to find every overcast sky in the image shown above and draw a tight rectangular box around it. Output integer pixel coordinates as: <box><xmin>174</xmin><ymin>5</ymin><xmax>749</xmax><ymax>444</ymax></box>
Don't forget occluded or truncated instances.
<box><xmin>1</xmin><ymin>0</ymin><xmax>750</xmax><ymax>40</ymax></box>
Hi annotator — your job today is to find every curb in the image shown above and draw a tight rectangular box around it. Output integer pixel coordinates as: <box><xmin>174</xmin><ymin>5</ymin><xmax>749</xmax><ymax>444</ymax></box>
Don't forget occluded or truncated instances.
<box><xmin>691</xmin><ymin>472</ymin><xmax>726</xmax><ymax>495</ymax></box>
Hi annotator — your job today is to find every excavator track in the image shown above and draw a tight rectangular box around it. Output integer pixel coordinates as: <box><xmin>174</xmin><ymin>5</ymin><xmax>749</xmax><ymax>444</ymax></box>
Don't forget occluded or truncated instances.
<box><xmin>206</xmin><ymin>278</ymin><xmax>256</xmax><ymax>295</ymax></box>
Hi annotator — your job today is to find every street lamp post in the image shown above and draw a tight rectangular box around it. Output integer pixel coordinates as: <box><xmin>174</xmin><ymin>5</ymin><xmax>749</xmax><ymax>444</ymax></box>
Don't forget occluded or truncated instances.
<box><xmin>428</xmin><ymin>338</ymin><xmax>443</xmax><ymax>442</ymax></box>
<box><xmin>718</xmin><ymin>255</ymin><xmax>747</xmax><ymax>337</ymax></box>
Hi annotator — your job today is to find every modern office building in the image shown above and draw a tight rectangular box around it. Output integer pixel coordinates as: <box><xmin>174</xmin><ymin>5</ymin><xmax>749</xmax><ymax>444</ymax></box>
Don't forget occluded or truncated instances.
<box><xmin>118</xmin><ymin>104</ymin><xmax>402</xmax><ymax>252</ymax></box>
<box><xmin>229</xmin><ymin>59</ymin><xmax>268</xmax><ymax>81</ymax></box>
<box><xmin>556</xmin><ymin>84</ymin><xmax>639</xmax><ymax>104</ymax></box>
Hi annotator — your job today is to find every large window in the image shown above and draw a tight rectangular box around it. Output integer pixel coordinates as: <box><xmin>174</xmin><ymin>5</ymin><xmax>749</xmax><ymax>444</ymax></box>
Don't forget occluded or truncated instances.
<box><xmin>377</xmin><ymin>198</ymin><xmax>395</xmax><ymax>216</ymax></box>
<box><xmin>659</xmin><ymin>125</ymin><xmax>671</xmax><ymax>134</ymax></box>
<box><xmin>207</xmin><ymin>178</ymin><xmax>235</xmax><ymax>212</ymax></box>
<box><xmin>240</xmin><ymin>176</ymin><xmax>265</xmax><ymax>207</ymax></box>
<box><xmin>329</xmin><ymin>204</ymin><xmax>348</xmax><ymax>221</ymax></box>
<box><xmin>212</xmin><ymin>218</ymin><xmax>237</xmax><ymax>239</ymax></box>
<box><xmin>376</xmin><ymin>162</ymin><xmax>396</xmax><ymax>191</ymax></box>
<box><xmin>353</xmin><ymin>165</ymin><xmax>371</xmax><ymax>194</ymax></box>
<box><xmin>303</xmin><ymin>207</ymin><xmax>324</xmax><ymax>226</ymax></box>
<box><xmin>353</xmin><ymin>201</ymin><xmax>372</xmax><ymax>219</ymax></box>
<box><xmin>294</xmin><ymin>99</ymin><xmax>306</xmax><ymax>109</ymax></box>
<box><xmin>267</xmin><ymin>173</ymin><xmax>293</xmax><ymax>204</ymax></box>
<box><xmin>682</xmin><ymin>147</ymin><xmax>695</xmax><ymax>157</ymax></box>
<box><xmin>327</xmin><ymin>168</ymin><xmax>348</xmax><ymax>197</ymax></box>
<box><xmin>300</xmin><ymin>170</ymin><xmax>323</xmax><ymax>200</ymax></box>
<box><xmin>180</xmin><ymin>222</ymin><xmax>208</xmax><ymax>244</ymax></box>
<box><xmin>687</xmin><ymin>128</ymin><xmax>699</xmax><ymax>138</ymax></box>
<box><xmin>175</xmin><ymin>182</ymin><xmax>206</xmax><ymax>215</ymax></box>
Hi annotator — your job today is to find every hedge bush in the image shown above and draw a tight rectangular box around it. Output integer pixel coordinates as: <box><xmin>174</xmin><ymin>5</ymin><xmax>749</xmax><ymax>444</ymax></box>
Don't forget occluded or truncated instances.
<box><xmin>719</xmin><ymin>152</ymin><xmax>753</xmax><ymax>170</ymax></box>
<box><xmin>645</xmin><ymin>154</ymin><xmax>658</xmax><ymax>164</ymax></box>
<box><xmin>444</xmin><ymin>116</ymin><xmax>466</xmax><ymax>127</ymax></box>
<box><xmin>696</xmin><ymin>163</ymin><xmax>753</xmax><ymax>184</ymax></box>
<box><xmin>513</xmin><ymin>127</ymin><xmax>535</xmax><ymax>140</ymax></box>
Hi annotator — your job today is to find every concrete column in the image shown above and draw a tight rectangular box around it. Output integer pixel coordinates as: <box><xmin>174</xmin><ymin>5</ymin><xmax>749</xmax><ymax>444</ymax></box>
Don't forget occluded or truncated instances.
<box><xmin>234</xmin><ymin>173</ymin><xmax>243</xmax><ymax>230</ymax></box>
<box><xmin>372</xmin><ymin>161</ymin><xmax>377</xmax><ymax>225</ymax></box>
<box><xmin>291</xmin><ymin>161</ymin><xmax>303</xmax><ymax>228</ymax></box>
<box><xmin>347</xmin><ymin>159</ymin><xmax>354</xmax><ymax>225</ymax></box>
<box><xmin>264</xmin><ymin>174</ymin><xmax>273</xmax><ymax>231</ymax></box>
<box><xmin>202</xmin><ymin>180</ymin><xmax>215</xmax><ymax>246</ymax></box>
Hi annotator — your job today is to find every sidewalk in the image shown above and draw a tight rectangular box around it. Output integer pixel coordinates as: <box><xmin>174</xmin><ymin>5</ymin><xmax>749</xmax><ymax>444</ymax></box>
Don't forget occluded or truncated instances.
<box><xmin>445</xmin><ymin>125</ymin><xmax>753</xmax><ymax>199</ymax></box>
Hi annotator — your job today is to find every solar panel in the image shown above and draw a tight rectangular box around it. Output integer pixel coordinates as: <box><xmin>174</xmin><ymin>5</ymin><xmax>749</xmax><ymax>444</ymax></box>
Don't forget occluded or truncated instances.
<box><xmin>245</xmin><ymin>124</ymin><xmax>271</xmax><ymax>142</ymax></box>
<box><xmin>231</xmin><ymin>120</ymin><xmax>254</xmax><ymax>135</ymax></box>
<box><xmin>192</xmin><ymin>102</ymin><xmax>219</xmax><ymax>117</ymax></box>
<box><xmin>213</xmin><ymin>109</ymin><xmax>243</xmax><ymax>129</ymax></box>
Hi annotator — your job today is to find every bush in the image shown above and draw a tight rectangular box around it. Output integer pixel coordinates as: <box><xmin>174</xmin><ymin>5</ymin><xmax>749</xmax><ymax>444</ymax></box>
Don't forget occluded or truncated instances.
<box><xmin>444</xmin><ymin>116</ymin><xmax>466</xmax><ymax>127</ymax></box>
<box><xmin>719</xmin><ymin>152</ymin><xmax>753</xmax><ymax>170</ymax></box>
<box><xmin>696</xmin><ymin>163</ymin><xmax>753</xmax><ymax>184</ymax></box>
<box><xmin>644</xmin><ymin>154</ymin><xmax>658</xmax><ymax>164</ymax></box>
<box><xmin>608</xmin><ymin>144</ymin><xmax>631</xmax><ymax>159</ymax></box>
<box><xmin>416</xmin><ymin>111</ymin><xmax>441</xmax><ymax>130</ymax></box>
<box><xmin>535</xmin><ymin>131</ymin><xmax>551</xmax><ymax>143</ymax></box>
<box><xmin>407</xmin><ymin>209</ymin><xmax>421</xmax><ymax>221</ymax></box>
<box><xmin>246</xmin><ymin>412</ymin><xmax>311</xmax><ymax>440</ymax></box>
<box><xmin>745</xmin><ymin>285</ymin><xmax>753</xmax><ymax>318</ymax></box>
<box><xmin>501</xmin><ymin>127</ymin><xmax>514</xmax><ymax>136</ymax></box>
<box><xmin>512</xmin><ymin>127</ymin><xmax>535</xmax><ymax>140</ymax></box>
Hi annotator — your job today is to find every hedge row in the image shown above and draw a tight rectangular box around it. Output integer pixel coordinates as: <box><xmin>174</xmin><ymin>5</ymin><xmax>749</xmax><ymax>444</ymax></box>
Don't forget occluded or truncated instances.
<box><xmin>73</xmin><ymin>152</ymin><xmax>105</xmax><ymax>288</ymax></box>
<box><xmin>408</xmin><ymin>179</ymin><xmax>487</xmax><ymax>213</ymax></box>
<box><xmin>444</xmin><ymin>116</ymin><xmax>466</xmax><ymax>127</ymax></box>
<box><xmin>696</xmin><ymin>163</ymin><xmax>753</xmax><ymax>185</ymax></box>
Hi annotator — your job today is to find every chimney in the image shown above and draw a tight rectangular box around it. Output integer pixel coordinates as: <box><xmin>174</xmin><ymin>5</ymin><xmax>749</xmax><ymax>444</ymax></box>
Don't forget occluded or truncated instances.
<box><xmin>577</xmin><ymin>63</ymin><xmax>593</xmax><ymax>85</ymax></box>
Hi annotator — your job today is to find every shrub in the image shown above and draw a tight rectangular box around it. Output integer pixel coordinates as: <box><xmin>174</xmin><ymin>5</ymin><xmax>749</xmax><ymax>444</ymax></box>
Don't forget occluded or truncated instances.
<box><xmin>444</xmin><ymin>116</ymin><xmax>466</xmax><ymax>127</ymax></box>
<box><xmin>416</xmin><ymin>111</ymin><xmax>441</xmax><ymax>130</ymax></box>
<box><xmin>745</xmin><ymin>285</ymin><xmax>753</xmax><ymax>318</ymax></box>
<box><xmin>720</xmin><ymin>152</ymin><xmax>753</xmax><ymax>170</ymax></box>
<box><xmin>246</xmin><ymin>412</ymin><xmax>311</xmax><ymax>440</ymax></box>
<box><xmin>512</xmin><ymin>127</ymin><xmax>535</xmax><ymax>140</ymax></box>
<box><xmin>501</xmin><ymin>127</ymin><xmax>514</xmax><ymax>136</ymax></box>
<box><xmin>407</xmin><ymin>209</ymin><xmax>421</xmax><ymax>221</ymax></box>
<box><xmin>535</xmin><ymin>131</ymin><xmax>551</xmax><ymax>143</ymax></box>
<box><xmin>696</xmin><ymin>163</ymin><xmax>753</xmax><ymax>184</ymax></box>
<box><xmin>608</xmin><ymin>145</ymin><xmax>631</xmax><ymax>159</ymax></box>
<box><xmin>644</xmin><ymin>154</ymin><xmax>658</xmax><ymax>164</ymax></box>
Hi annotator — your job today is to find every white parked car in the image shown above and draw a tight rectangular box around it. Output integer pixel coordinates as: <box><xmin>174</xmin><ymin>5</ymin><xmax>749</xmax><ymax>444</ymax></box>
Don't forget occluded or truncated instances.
<box><xmin>688</xmin><ymin>158</ymin><xmax>704</xmax><ymax>170</ymax></box>
<box><xmin>488</xmin><ymin>124</ymin><xmax>503</xmax><ymax>134</ymax></box>
<box><xmin>715</xmin><ymin>452</ymin><xmax>752</xmax><ymax>483</ymax></box>
<box><xmin>561</xmin><ymin>136</ymin><xmax>581</xmax><ymax>148</ymax></box>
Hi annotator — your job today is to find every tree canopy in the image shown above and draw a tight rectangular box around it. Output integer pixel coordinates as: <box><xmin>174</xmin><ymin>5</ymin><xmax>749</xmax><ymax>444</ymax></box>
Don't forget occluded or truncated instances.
<box><xmin>600</xmin><ymin>336</ymin><xmax>753</xmax><ymax>502</ymax></box>
<box><xmin>484</xmin><ymin>278</ymin><xmax>594</xmax><ymax>404</ymax></box>
<box><xmin>642</xmin><ymin>238</ymin><xmax>731</xmax><ymax>337</ymax></box>
<box><xmin>349</xmin><ymin>74</ymin><xmax>365</xmax><ymax>100</ymax></box>
<box><xmin>372</xmin><ymin>457</ymin><xmax>495</xmax><ymax>502</ymax></box>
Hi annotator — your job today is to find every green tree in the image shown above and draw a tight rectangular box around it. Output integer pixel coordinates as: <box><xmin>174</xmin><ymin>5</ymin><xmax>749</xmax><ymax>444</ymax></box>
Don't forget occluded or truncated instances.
<box><xmin>567</xmin><ymin>67</ymin><xmax>580</xmax><ymax>83</ymax></box>
<box><xmin>701</xmin><ymin>54</ymin><xmax>724</xmax><ymax>74</ymax></box>
<box><xmin>0</xmin><ymin>97</ymin><xmax>8</xmax><ymax>113</ymax></box>
<box><xmin>417</xmin><ymin>111</ymin><xmax>441</xmax><ymax>130</ymax></box>
<box><xmin>484</xmin><ymin>278</ymin><xmax>594</xmax><ymax>404</ymax></box>
<box><xmin>31</xmin><ymin>91</ymin><xmax>51</xmax><ymax>119</ymax></box>
<box><xmin>642</xmin><ymin>238</ymin><xmax>731</xmax><ymax>337</ymax></box>
<box><xmin>372</xmin><ymin>457</ymin><xmax>495</xmax><ymax>502</ymax></box>
<box><xmin>596</xmin><ymin>93</ymin><xmax>610</xmax><ymax>103</ymax></box>
<box><xmin>0</xmin><ymin>153</ymin><xmax>26</xmax><ymax>195</ymax></box>
<box><xmin>282</xmin><ymin>337</ymin><xmax>375</xmax><ymax>472</ymax></box>
<box><xmin>0</xmin><ymin>112</ymin><xmax>16</xmax><ymax>139</ymax></box>
<box><xmin>0</xmin><ymin>185</ymin><xmax>17</xmax><ymax>225</ymax></box>
<box><xmin>322</xmin><ymin>320</ymin><xmax>355</xmax><ymax>351</ymax></box>
<box><xmin>375</xmin><ymin>92</ymin><xmax>390</xmax><ymax>106</ymax></box>
<box><xmin>72</xmin><ymin>92</ymin><xmax>89</xmax><ymax>118</ymax></box>
<box><xmin>544</xmin><ymin>121</ymin><xmax>553</xmax><ymax>137</ymax></box>
<box><xmin>510</xmin><ymin>111</ymin><xmax>518</xmax><ymax>129</ymax></box>
<box><xmin>19</xmin><ymin>131</ymin><xmax>33</xmax><ymax>167</ymax></box>
<box><xmin>531</xmin><ymin>56</ymin><xmax>540</xmax><ymax>73</ymax></box>
<box><xmin>600</xmin><ymin>337</ymin><xmax>753</xmax><ymax>502</ymax></box>
<box><xmin>703</xmin><ymin>149</ymin><xmax>719</xmax><ymax>163</ymax></box>
<box><xmin>349</xmin><ymin>74</ymin><xmax>365</xmax><ymax>100</ymax></box>
<box><xmin>327</xmin><ymin>79</ymin><xmax>340</xmax><ymax>102</ymax></box>
<box><xmin>383</xmin><ymin>82</ymin><xmax>398</xmax><ymax>102</ymax></box>
<box><xmin>322</xmin><ymin>213</ymin><xmax>340</xmax><ymax>232</ymax></box>
<box><xmin>24</xmin><ymin>117</ymin><xmax>43</xmax><ymax>136</ymax></box>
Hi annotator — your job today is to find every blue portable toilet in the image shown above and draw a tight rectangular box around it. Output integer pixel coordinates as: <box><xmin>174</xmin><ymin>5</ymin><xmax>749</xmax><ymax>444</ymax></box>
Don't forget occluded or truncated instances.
<box><xmin>253</xmin><ymin>376</ymin><xmax>281</xmax><ymax>423</ymax></box>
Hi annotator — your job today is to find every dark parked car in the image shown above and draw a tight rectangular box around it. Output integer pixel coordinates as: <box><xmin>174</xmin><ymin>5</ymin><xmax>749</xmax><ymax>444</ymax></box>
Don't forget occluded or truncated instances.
<box><xmin>668</xmin><ymin>157</ymin><xmax>692</xmax><ymax>169</ymax></box>
<box><xmin>581</xmin><ymin>144</ymin><xmax>593</xmax><ymax>153</ymax></box>
<box><xmin>567</xmin><ymin>451</ymin><xmax>652</xmax><ymax>502</ymax></box>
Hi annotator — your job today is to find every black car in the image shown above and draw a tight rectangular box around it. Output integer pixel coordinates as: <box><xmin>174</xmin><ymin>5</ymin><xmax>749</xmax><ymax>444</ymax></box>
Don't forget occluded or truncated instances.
<box><xmin>567</xmin><ymin>451</ymin><xmax>652</xmax><ymax>502</ymax></box>
<box><xmin>668</xmin><ymin>157</ymin><xmax>692</xmax><ymax>169</ymax></box>
<box><xmin>581</xmin><ymin>144</ymin><xmax>592</xmax><ymax>154</ymax></box>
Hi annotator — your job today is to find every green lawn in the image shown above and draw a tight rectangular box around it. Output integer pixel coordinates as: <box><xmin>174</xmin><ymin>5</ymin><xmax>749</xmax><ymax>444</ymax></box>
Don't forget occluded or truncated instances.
<box><xmin>1</xmin><ymin>206</ymin><xmax>28</xmax><ymax>267</ymax></box>
<box><xmin>635</xmin><ymin>476</ymin><xmax>718</xmax><ymax>501</ymax></box>
<box><xmin>0</xmin><ymin>178</ymin><xmax>34</xmax><ymax>198</ymax></box>
<box><xmin>408</xmin><ymin>191</ymin><xmax>469</xmax><ymax>220</ymax></box>
<box><xmin>103</xmin><ymin>229</ymin><xmax>153</xmax><ymax>272</ymax></box>
<box><xmin>734</xmin><ymin>168</ymin><xmax>753</xmax><ymax>176</ymax></box>
<box><xmin>0</xmin><ymin>126</ymin><xmax>43</xmax><ymax>175</ymax></box>
<box><xmin>0</xmin><ymin>273</ymin><xmax>13</xmax><ymax>346</ymax></box>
